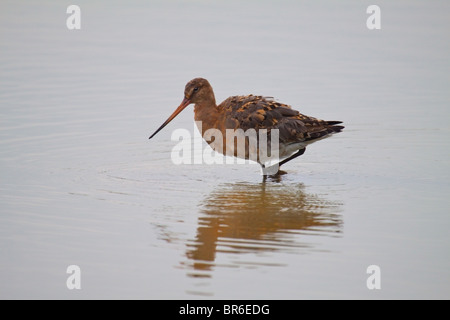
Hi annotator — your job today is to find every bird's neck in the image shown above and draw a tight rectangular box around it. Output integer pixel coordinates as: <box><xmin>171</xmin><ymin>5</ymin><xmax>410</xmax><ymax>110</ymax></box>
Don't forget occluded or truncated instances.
<box><xmin>194</xmin><ymin>101</ymin><xmax>221</xmax><ymax>134</ymax></box>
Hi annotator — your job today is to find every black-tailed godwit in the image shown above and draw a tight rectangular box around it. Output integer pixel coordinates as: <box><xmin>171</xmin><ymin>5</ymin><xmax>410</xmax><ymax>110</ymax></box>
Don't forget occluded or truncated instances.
<box><xmin>149</xmin><ymin>78</ymin><xmax>343</xmax><ymax>175</ymax></box>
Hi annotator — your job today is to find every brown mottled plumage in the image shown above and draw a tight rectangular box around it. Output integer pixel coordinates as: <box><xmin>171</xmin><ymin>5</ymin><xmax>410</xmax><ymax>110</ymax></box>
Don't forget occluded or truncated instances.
<box><xmin>219</xmin><ymin>94</ymin><xmax>343</xmax><ymax>144</ymax></box>
<box><xmin>149</xmin><ymin>78</ymin><xmax>344</xmax><ymax>175</ymax></box>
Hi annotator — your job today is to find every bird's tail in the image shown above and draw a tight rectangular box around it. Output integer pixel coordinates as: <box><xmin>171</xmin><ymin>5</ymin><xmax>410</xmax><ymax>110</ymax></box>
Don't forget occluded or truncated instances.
<box><xmin>325</xmin><ymin>121</ymin><xmax>344</xmax><ymax>133</ymax></box>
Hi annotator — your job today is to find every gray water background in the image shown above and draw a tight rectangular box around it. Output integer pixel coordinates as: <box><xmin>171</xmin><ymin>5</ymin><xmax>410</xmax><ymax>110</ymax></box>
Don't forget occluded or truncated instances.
<box><xmin>0</xmin><ymin>0</ymin><xmax>449</xmax><ymax>299</ymax></box>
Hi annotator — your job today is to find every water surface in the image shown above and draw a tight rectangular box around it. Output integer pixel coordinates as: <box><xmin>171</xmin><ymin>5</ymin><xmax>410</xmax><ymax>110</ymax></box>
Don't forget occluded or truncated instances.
<box><xmin>0</xmin><ymin>0</ymin><xmax>449</xmax><ymax>299</ymax></box>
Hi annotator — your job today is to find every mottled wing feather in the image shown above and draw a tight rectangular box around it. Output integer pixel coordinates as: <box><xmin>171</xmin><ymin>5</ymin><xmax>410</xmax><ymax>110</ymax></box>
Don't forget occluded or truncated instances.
<box><xmin>220</xmin><ymin>95</ymin><xmax>343</xmax><ymax>144</ymax></box>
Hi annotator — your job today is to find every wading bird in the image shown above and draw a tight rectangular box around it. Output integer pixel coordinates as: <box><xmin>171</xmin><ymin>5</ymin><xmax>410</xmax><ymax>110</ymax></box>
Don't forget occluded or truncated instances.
<box><xmin>149</xmin><ymin>78</ymin><xmax>343</xmax><ymax>176</ymax></box>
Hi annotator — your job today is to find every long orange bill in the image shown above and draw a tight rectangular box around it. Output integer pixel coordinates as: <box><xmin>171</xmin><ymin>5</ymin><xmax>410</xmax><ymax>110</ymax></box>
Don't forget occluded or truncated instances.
<box><xmin>149</xmin><ymin>97</ymin><xmax>191</xmax><ymax>139</ymax></box>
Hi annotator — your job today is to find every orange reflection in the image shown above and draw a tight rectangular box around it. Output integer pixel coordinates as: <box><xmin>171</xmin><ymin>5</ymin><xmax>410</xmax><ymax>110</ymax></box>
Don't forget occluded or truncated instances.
<box><xmin>185</xmin><ymin>181</ymin><xmax>343</xmax><ymax>277</ymax></box>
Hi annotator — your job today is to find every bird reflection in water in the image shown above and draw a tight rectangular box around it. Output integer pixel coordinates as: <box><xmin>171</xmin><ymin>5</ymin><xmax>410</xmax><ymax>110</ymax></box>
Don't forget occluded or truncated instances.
<box><xmin>183</xmin><ymin>180</ymin><xmax>343</xmax><ymax>278</ymax></box>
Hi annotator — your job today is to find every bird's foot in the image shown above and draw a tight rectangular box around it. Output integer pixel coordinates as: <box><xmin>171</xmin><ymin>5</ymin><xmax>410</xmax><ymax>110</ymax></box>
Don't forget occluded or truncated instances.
<box><xmin>261</xmin><ymin>168</ymin><xmax>287</xmax><ymax>182</ymax></box>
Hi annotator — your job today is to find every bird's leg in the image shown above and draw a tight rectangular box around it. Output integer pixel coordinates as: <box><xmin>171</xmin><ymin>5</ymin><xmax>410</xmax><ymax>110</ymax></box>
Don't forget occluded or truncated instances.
<box><xmin>260</xmin><ymin>148</ymin><xmax>306</xmax><ymax>176</ymax></box>
<box><xmin>278</xmin><ymin>148</ymin><xmax>306</xmax><ymax>168</ymax></box>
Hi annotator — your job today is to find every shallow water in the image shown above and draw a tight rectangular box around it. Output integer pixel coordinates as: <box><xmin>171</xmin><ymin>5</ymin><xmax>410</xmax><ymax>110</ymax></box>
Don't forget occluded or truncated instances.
<box><xmin>1</xmin><ymin>0</ymin><xmax>449</xmax><ymax>299</ymax></box>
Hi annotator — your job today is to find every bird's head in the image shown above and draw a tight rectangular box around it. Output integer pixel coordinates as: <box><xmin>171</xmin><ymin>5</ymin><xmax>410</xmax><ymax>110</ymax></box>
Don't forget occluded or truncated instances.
<box><xmin>149</xmin><ymin>78</ymin><xmax>215</xmax><ymax>139</ymax></box>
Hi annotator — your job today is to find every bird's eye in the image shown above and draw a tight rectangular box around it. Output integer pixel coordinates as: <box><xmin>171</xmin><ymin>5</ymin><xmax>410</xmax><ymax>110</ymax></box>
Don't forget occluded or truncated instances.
<box><xmin>193</xmin><ymin>87</ymin><xmax>199</xmax><ymax>92</ymax></box>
